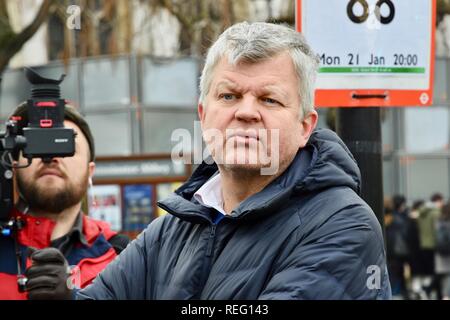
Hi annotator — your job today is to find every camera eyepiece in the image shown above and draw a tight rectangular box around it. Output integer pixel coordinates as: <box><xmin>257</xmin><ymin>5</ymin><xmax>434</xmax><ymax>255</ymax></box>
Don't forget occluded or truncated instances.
<box><xmin>25</xmin><ymin>68</ymin><xmax>65</xmax><ymax>99</ymax></box>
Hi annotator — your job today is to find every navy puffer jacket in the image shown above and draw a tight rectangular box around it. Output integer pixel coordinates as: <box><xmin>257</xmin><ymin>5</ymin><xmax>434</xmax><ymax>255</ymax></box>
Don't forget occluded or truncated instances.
<box><xmin>78</xmin><ymin>128</ymin><xmax>391</xmax><ymax>300</ymax></box>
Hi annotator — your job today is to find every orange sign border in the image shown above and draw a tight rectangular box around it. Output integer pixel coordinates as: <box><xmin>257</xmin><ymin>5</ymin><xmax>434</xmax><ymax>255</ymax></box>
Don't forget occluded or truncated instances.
<box><xmin>296</xmin><ymin>0</ymin><xmax>436</xmax><ymax>107</ymax></box>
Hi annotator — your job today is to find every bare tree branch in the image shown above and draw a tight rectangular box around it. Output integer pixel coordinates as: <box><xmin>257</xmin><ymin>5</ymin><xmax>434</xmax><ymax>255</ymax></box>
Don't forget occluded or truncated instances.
<box><xmin>17</xmin><ymin>0</ymin><xmax>56</xmax><ymax>43</ymax></box>
<box><xmin>0</xmin><ymin>0</ymin><xmax>11</xmax><ymax>29</ymax></box>
<box><xmin>0</xmin><ymin>0</ymin><xmax>56</xmax><ymax>74</ymax></box>
<box><xmin>162</xmin><ymin>0</ymin><xmax>193</xmax><ymax>32</ymax></box>
<box><xmin>437</xmin><ymin>0</ymin><xmax>450</xmax><ymax>22</ymax></box>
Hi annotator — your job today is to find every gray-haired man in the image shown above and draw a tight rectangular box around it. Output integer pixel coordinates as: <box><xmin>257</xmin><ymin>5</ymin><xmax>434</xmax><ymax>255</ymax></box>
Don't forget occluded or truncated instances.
<box><xmin>78</xmin><ymin>22</ymin><xmax>391</xmax><ymax>300</ymax></box>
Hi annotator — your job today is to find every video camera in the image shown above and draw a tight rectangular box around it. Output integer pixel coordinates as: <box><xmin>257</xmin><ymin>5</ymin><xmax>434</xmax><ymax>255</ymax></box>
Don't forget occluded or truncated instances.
<box><xmin>0</xmin><ymin>67</ymin><xmax>76</xmax><ymax>227</ymax></box>
<box><xmin>0</xmin><ymin>68</ymin><xmax>76</xmax><ymax>290</ymax></box>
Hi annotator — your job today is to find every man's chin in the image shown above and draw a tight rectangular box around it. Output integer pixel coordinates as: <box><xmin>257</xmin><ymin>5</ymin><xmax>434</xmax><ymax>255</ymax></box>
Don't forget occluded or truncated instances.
<box><xmin>37</xmin><ymin>175</ymin><xmax>65</xmax><ymax>183</ymax></box>
<box><xmin>36</xmin><ymin>184</ymin><xmax>64</xmax><ymax>196</ymax></box>
<box><xmin>221</xmin><ymin>162</ymin><xmax>265</xmax><ymax>174</ymax></box>
<box><xmin>218</xmin><ymin>153</ymin><xmax>280</xmax><ymax>176</ymax></box>
<box><xmin>28</xmin><ymin>190</ymin><xmax>78</xmax><ymax>214</ymax></box>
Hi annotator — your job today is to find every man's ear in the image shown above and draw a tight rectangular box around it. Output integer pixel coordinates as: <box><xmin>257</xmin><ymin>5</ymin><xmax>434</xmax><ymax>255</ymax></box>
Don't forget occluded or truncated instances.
<box><xmin>198</xmin><ymin>103</ymin><xmax>205</xmax><ymax>122</ymax></box>
<box><xmin>88</xmin><ymin>162</ymin><xmax>95</xmax><ymax>182</ymax></box>
<box><xmin>198</xmin><ymin>103</ymin><xmax>208</xmax><ymax>132</ymax></box>
<box><xmin>299</xmin><ymin>110</ymin><xmax>318</xmax><ymax>146</ymax></box>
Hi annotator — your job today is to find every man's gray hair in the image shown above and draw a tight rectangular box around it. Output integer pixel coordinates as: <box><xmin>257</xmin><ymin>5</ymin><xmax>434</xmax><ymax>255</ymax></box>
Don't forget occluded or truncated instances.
<box><xmin>199</xmin><ymin>21</ymin><xmax>319</xmax><ymax>118</ymax></box>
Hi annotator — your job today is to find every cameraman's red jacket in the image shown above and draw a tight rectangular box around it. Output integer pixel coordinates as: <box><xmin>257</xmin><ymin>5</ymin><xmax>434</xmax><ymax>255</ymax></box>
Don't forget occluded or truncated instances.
<box><xmin>0</xmin><ymin>209</ymin><xmax>118</xmax><ymax>299</ymax></box>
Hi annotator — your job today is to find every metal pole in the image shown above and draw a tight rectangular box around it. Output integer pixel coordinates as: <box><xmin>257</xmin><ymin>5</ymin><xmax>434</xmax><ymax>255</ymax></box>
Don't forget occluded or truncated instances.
<box><xmin>336</xmin><ymin>107</ymin><xmax>384</xmax><ymax>231</ymax></box>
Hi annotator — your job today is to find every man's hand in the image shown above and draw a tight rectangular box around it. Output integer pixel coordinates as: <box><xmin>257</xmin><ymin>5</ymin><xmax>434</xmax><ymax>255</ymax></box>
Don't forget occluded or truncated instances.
<box><xmin>25</xmin><ymin>247</ymin><xmax>73</xmax><ymax>300</ymax></box>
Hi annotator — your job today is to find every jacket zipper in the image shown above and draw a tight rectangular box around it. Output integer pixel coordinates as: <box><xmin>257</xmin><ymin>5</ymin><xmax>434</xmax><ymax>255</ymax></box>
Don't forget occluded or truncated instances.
<box><xmin>193</xmin><ymin>223</ymin><xmax>217</xmax><ymax>299</ymax></box>
<box><xmin>206</xmin><ymin>224</ymin><xmax>217</xmax><ymax>257</ymax></box>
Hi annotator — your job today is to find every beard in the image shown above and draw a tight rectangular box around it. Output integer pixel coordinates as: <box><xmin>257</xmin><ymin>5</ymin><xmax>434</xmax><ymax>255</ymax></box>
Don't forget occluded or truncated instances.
<box><xmin>16</xmin><ymin>169</ymin><xmax>89</xmax><ymax>214</ymax></box>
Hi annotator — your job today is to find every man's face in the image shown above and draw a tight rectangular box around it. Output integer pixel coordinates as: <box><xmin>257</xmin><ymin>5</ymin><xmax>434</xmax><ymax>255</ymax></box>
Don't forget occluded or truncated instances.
<box><xmin>199</xmin><ymin>52</ymin><xmax>317</xmax><ymax>175</ymax></box>
<box><xmin>16</xmin><ymin>121</ymin><xmax>95</xmax><ymax>214</ymax></box>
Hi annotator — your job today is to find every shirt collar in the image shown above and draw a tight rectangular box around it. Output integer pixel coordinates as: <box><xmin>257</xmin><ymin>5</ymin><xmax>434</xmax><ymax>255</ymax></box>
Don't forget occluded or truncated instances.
<box><xmin>69</xmin><ymin>211</ymin><xmax>88</xmax><ymax>245</ymax></box>
<box><xmin>193</xmin><ymin>173</ymin><xmax>227</xmax><ymax>216</ymax></box>
<box><xmin>51</xmin><ymin>211</ymin><xmax>88</xmax><ymax>245</ymax></box>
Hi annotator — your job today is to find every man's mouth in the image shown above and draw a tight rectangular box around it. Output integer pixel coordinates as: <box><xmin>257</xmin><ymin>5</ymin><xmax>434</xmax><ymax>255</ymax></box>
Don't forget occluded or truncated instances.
<box><xmin>38</xmin><ymin>169</ymin><xmax>64</xmax><ymax>178</ymax></box>
<box><xmin>226</xmin><ymin>129</ymin><xmax>260</xmax><ymax>141</ymax></box>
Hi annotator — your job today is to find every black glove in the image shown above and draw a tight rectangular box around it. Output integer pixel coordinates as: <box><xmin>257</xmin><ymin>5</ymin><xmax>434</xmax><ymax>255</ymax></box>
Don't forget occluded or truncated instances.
<box><xmin>25</xmin><ymin>247</ymin><xmax>73</xmax><ymax>300</ymax></box>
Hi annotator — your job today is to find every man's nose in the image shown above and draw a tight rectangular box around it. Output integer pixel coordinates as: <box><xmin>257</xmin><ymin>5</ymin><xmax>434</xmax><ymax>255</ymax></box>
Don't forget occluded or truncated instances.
<box><xmin>41</xmin><ymin>157</ymin><xmax>60</xmax><ymax>165</ymax></box>
<box><xmin>234</xmin><ymin>96</ymin><xmax>261</xmax><ymax>122</ymax></box>
<box><xmin>41</xmin><ymin>158</ymin><xmax>53</xmax><ymax>164</ymax></box>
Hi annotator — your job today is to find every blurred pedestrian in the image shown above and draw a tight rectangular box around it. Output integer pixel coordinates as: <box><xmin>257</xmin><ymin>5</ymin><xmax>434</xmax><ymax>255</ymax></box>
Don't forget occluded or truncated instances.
<box><xmin>417</xmin><ymin>193</ymin><xmax>444</xmax><ymax>299</ymax></box>
<box><xmin>385</xmin><ymin>195</ymin><xmax>412</xmax><ymax>298</ymax></box>
<box><xmin>434</xmin><ymin>201</ymin><xmax>450</xmax><ymax>299</ymax></box>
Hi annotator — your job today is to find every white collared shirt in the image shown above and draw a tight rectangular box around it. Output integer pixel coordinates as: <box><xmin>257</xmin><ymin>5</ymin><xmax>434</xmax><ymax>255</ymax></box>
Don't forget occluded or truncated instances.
<box><xmin>193</xmin><ymin>174</ymin><xmax>227</xmax><ymax>216</ymax></box>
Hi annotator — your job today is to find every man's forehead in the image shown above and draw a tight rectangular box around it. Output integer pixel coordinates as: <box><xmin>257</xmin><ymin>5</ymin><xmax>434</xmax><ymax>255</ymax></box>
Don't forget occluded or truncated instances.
<box><xmin>215</xmin><ymin>79</ymin><xmax>238</xmax><ymax>89</ymax></box>
<box><xmin>63</xmin><ymin>120</ymin><xmax>87</xmax><ymax>141</ymax></box>
<box><xmin>213</xmin><ymin>55</ymin><xmax>296</xmax><ymax>83</ymax></box>
<box><xmin>215</xmin><ymin>51</ymin><xmax>294</xmax><ymax>71</ymax></box>
<box><xmin>214</xmin><ymin>78</ymin><xmax>290</xmax><ymax>97</ymax></box>
<box><xmin>216</xmin><ymin>78</ymin><xmax>281</xmax><ymax>89</ymax></box>
<box><xmin>63</xmin><ymin>120</ymin><xmax>80</xmax><ymax>132</ymax></box>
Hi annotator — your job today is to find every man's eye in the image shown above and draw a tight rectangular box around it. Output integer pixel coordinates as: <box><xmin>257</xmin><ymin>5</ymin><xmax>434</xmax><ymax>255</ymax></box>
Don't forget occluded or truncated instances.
<box><xmin>219</xmin><ymin>93</ymin><xmax>236</xmax><ymax>101</ymax></box>
<box><xmin>262</xmin><ymin>97</ymin><xmax>280</xmax><ymax>105</ymax></box>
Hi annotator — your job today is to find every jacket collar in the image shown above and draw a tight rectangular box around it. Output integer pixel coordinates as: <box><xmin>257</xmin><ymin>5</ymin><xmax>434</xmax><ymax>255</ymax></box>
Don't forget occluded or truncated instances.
<box><xmin>12</xmin><ymin>208</ymin><xmax>88</xmax><ymax>249</ymax></box>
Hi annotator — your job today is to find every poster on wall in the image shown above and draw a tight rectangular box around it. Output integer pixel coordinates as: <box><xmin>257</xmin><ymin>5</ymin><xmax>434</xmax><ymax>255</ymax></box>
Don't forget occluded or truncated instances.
<box><xmin>123</xmin><ymin>184</ymin><xmax>153</xmax><ymax>232</ymax></box>
<box><xmin>88</xmin><ymin>184</ymin><xmax>122</xmax><ymax>231</ymax></box>
<box><xmin>156</xmin><ymin>182</ymin><xmax>183</xmax><ymax>217</ymax></box>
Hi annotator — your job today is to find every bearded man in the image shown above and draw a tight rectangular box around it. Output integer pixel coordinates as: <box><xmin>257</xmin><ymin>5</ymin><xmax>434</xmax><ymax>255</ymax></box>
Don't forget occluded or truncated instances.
<box><xmin>0</xmin><ymin>103</ymin><xmax>129</xmax><ymax>300</ymax></box>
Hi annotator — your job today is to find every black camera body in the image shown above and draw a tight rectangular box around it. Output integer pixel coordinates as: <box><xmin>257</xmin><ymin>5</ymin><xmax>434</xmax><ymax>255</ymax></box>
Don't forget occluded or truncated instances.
<box><xmin>22</xmin><ymin>68</ymin><xmax>75</xmax><ymax>160</ymax></box>
<box><xmin>22</xmin><ymin>99</ymin><xmax>75</xmax><ymax>160</ymax></box>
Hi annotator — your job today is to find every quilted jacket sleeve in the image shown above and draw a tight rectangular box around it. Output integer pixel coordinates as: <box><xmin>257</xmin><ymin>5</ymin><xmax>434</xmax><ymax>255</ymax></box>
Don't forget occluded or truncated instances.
<box><xmin>76</xmin><ymin>215</ymin><xmax>167</xmax><ymax>300</ymax></box>
<box><xmin>258</xmin><ymin>204</ymin><xmax>392</xmax><ymax>300</ymax></box>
